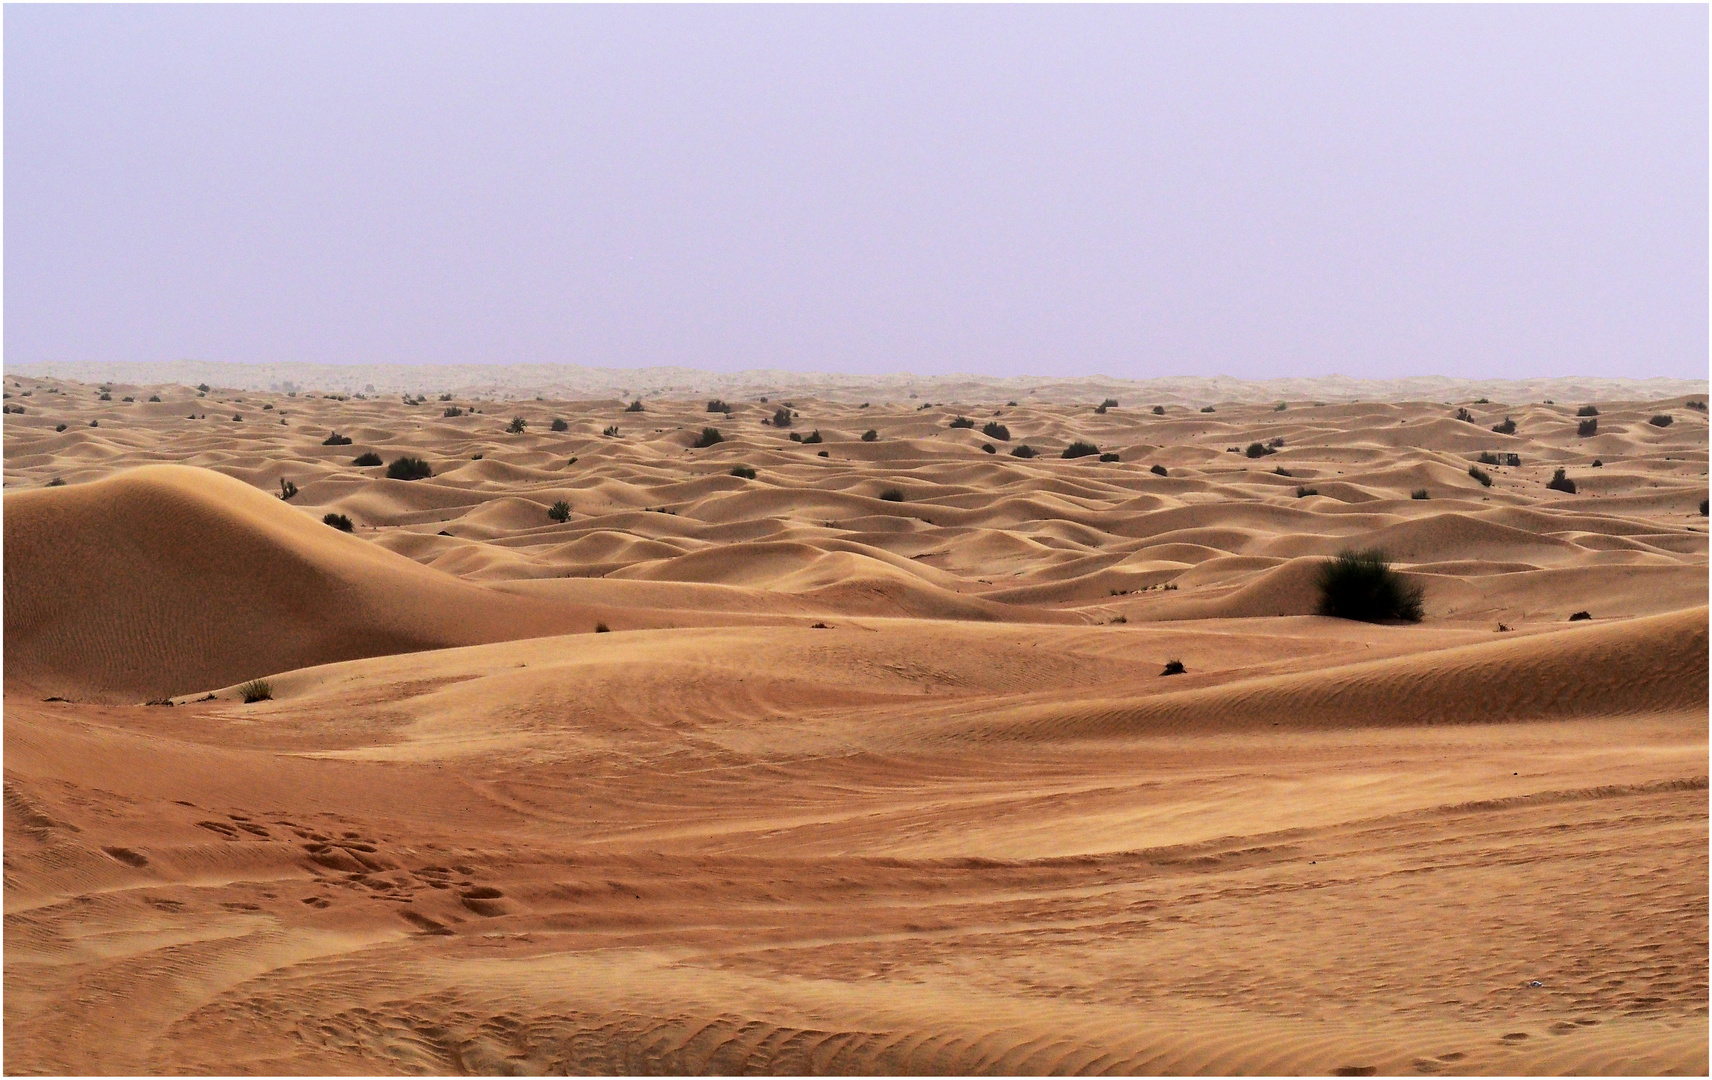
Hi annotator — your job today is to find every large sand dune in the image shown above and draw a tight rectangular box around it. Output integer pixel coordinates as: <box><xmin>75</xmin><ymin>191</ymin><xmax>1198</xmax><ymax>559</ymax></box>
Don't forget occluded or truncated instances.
<box><xmin>4</xmin><ymin>373</ymin><xmax>1706</xmax><ymax>1074</ymax></box>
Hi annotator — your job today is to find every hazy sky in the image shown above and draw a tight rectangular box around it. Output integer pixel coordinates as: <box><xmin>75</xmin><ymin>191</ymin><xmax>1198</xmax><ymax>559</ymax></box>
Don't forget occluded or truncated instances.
<box><xmin>6</xmin><ymin>5</ymin><xmax>1706</xmax><ymax>379</ymax></box>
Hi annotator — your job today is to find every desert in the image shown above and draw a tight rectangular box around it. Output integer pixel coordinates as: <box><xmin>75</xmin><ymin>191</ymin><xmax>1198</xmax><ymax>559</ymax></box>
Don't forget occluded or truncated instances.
<box><xmin>3</xmin><ymin>370</ymin><xmax>1707</xmax><ymax>1075</ymax></box>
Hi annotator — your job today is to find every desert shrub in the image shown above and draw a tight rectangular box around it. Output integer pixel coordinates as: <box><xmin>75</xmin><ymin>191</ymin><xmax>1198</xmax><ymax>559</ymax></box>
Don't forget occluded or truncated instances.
<box><xmin>982</xmin><ymin>421</ymin><xmax>1010</xmax><ymax>440</ymax></box>
<box><xmin>1568</xmin><ymin>611</ymin><xmax>1591</xmax><ymax>621</ymax></box>
<box><xmin>789</xmin><ymin>432</ymin><xmax>803</xmax><ymax>442</ymax></box>
<box><xmin>1006</xmin><ymin>400</ymin><xmax>1018</xmax><ymax>407</ymax></box>
<box><xmin>232</xmin><ymin>414</ymin><xmax>243</xmax><ymax>422</ymax></box>
<box><xmin>55</xmin><ymin>423</ymin><xmax>67</xmax><ymax>431</ymax></box>
<box><xmin>595</xmin><ymin>622</ymin><xmax>610</xmax><ymax>633</ymax></box>
<box><xmin>1687</xmin><ymin>401</ymin><xmax>1706</xmax><ymax>412</ymax></box>
<box><xmin>323</xmin><ymin>432</ymin><xmax>352</xmax><ymax>445</ymax></box>
<box><xmin>1099</xmin><ymin>452</ymin><xmax>1121</xmax><ymax>462</ymax></box>
<box><xmin>861</xmin><ymin>429</ymin><xmax>878</xmax><ymax>441</ymax></box>
<box><xmin>879</xmin><ymin>488</ymin><xmax>905</xmax><ymax>502</ymax></box>
<box><xmin>278</xmin><ymin>479</ymin><xmax>298</xmax><ymax>501</ymax></box>
<box><xmin>1296</xmin><ymin>486</ymin><xmax>1319</xmax><ymax>497</ymax></box>
<box><xmin>1546</xmin><ymin>468</ymin><xmax>1576</xmax><ymax>494</ymax></box>
<box><xmin>1160</xmin><ymin>660</ymin><xmax>1186</xmax><ymax>677</ymax></box>
<box><xmin>148</xmin><ymin>394</ymin><xmax>161</xmax><ymax>402</ymax></box>
<box><xmin>47</xmin><ymin>477</ymin><xmax>65</xmax><ymax>486</ymax></box>
<box><xmin>1152</xmin><ymin>405</ymin><xmax>1165</xmax><ymax>415</ymax></box>
<box><xmin>1315</xmin><ymin>549</ymin><xmax>1424</xmax><ymax>623</ymax></box>
<box><xmin>352</xmin><ymin>451</ymin><xmax>383</xmax><ymax>466</ymax></box>
<box><xmin>692</xmin><ymin>427</ymin><xmax>724</xmax><ymax>448</ymax></box>
<box><xmin>98</xmin><ymin>392</ymin><xmax>111</xmax><ymax>401</ymax></box>
<box><xmin>626</xmin><ymin>399</ymin><xmax>645</xmax><ymax>412</ymax></box>
<box><xmin>1577</xmin><ymin>405</ymin><xmax>1598</xmax><ymax>417</ymax></box>
<box><xmin>438</xmin><ymin>392</ymin><xmax>452</xmax><ymax>401</ymax></box>
<box><xmin>1410</xmin><ymin>489</ymin><xmax>1429</xmax><ymax>500</ymax></box>
<box><xmin>771</xmin><ymin>406</ymin><xmax>792</xmax><ymax>427</ymax></box>
<box><xmin>949</xmin><ymin>415</ymin><xmax>975</xmax><ymax>428</ymax></box>
<box><xmin>1453</xmin><ymin>407</ymin><xmax>1473</xmax><ymax>422</ymax></box>
<box><xmin>1273</xmin><ymin>402</ymin><xmax>1287</xmax><ymax>411</ymax></box>
<box><xmin>387</xmin><ymin>456</ymin><xmax>433</xmax><ymax>481</ymax></box>
<box><xmin>602</xmin><ymin>425</ymin><xmax>620</xmax><ymax>437</ymax></box>
<box><xmin>802</xmin><ymin>430</ymin><xmax>823</xmax><ymax>444</ymax></box>
<box><xmin>238</xmin><ymin>679</ymin><xmax>273</xmax><ymax>703</ymax></box>
<box><xmin>981</xmin><ymin>443</ymin><xmax>996</xmax><ymax>453</ymax></box>
<box><xmin>1577</xmin><ymin>418</ymin><xmax>1597</xmax><ymax>437</ymax></box>
<box><xmin>1491</xmin><ymin>417</ymin><xmax>1516</xmax><ymax>435</ymax></box>
<box><xmin>443</xmin><ymin>406</ymin><xmax>464</xmax><ymax>417</ymax></box>
<box><xmin>261</xmin><ymin>402</ymin><xmax>271</xmax><ymax>409</ymax></box>
<box><xmin>1274</xmin><ymin>466</ymin><xmax>1293</xmax><ymax>477</ymax></box>
<box><xmin>1649</xmin><ymin>414</ymin><xmax>1673</xmax><ymax>427</ymax></box>
<box><xmin>1468</xmin><ymin>465</ymin><xmax>1492</xmax><ymax>487</ymax></box>
<box><xmin>89</xmin><ymin>419</ymin><xmax>99</xmax><ymax>427</ymax></box>
<box><xmin>1093</xmin><ymin>403</ymin><xmax>1107</xmax><ymax>414</ymax></box>
<box><xmin>1063</xmin><ymin>441</ymin><xmax>1099</xmax><ymax>459</ymax></box>
<box><xmin>1150</xmin><ymin>464</ymin><xmax>1168</xmax><ymax>476</ymax></box>
<box><xmin>1101</xmin><ymin>398</ymin><xmax>1119</xmax><ymax>408</ymax></box>
<box><xmin>1700</xmin><ymin>498</ymin><xmax>1708</xmax><ymax>516</ymax></box>
<box><xmin>1474</xmin><ymin>396</ymin><xmax>1489</xmax><ymax>404</ymax></box>
<box><xmin>1477</xmin><ymin>451</ymin><xmax>1500</xmax><ymax>465</ymax></box>
<box><xmin>197</xmin><ymin>383</ymin><xmax>211</xmax><ymax>392</ymax></box>
<box><xmin>507</xmin><ymin>416</ymin><xmax>527</xmax><ymax>434</ymax></box>
<box><xmin>1591</xmin><ymin>459</ymin><xmax>1602</xmax><ymax>467</ymax></box>
<box><xmin>548</xmin><ymin>500</ymin><xmax>571</xmax><ymax>522</ymax></box>
<box><xmin>1267</xmin><ymin>437</ymin><xmax>1286</xmax><ymax>448</ymax></box>
<box><xmin>730</xmin><ymin>464</ymin><xmax>756</xmax><ymax>479</ymax></box>
<box><xmin>817</xmin><ymin>450</ymin><xmax>829</xmax><ymax>457</ymax></box>
<box><xmin>1244</xmin><ymin>442</ymin><xmax>1275</xmax><ymax>458</ymax></box>
<box><xmin>707</xmin><ymin>399</ymin><xmax>732</xmax><ymax>414</ymax></box>
<box><xmin>1011</xmin><ymin>444</ymin><xmax>1037</xmax><ymax>458</ymax></box>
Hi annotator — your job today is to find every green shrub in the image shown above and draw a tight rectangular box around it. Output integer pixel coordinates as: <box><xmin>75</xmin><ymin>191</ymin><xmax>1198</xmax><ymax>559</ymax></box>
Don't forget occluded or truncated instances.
<box><xmin>1272</xmin><ymin>402</ymin><xmax>1287</xmax><ymax>411</ymax></box>
<box><xmin>1546</xmin><ymin>468</ymin><xmax>1576</xmax><ymax>494</ymax></box>
<box><xmin>1011</xmin><ymin>444</ymin><xmax>1037</xmax><ymax>458</ymax></box>
<box><xmin>1160</xmin><ymin>660</ymin><xmax>1186</xmax><ymax>676</ymax></box>
<box><xmin>1315</xmin><ymin>549</ymin><xmax>1424</xmax><ymax>623</ymax></box>
<box><xmin>1274</xmin><ymin>466</ymin><xmax>1292</xmax><ymax>477</ymax></box>
<box><xmin>1477</xmin><ymin>451</ymin><xmax>1500</xmax><ymax>465</ymax></box>
<box><xmin>148</xmin><ymin>394</ymin><xmax>161</xmax><ymax>402</ymax></box>
<box><xmin>1101</xmin><ymin>398</ymin><xmax>1119</xmax><ymax>409</ymax></box>
<box><xmin>443</xmin><ymin>406</ymin><xmax>464</xmax><ymax>417</ymax></box>
<box><xmin>802</xmin><ymin>430</ymin><xmax>822</xmax><ymax>444</ymax></box>
<box><xmin>982</xmin><ymin>421</ymin><xmax>1010</xmax><ymax>440</ymax></box>
<box><xmin>707</xmin><ymin>399</ymin><xmax>732</xmax><ymax>414</ymax></box>
<box><xmin>1296</xmin><ymin>486</ymin><xmax>1318</xmax><ymax>497</ymax></box>
<box><xmin>861</xmin><ymin>429</ymin><xmax>878</xmax><ymax>441</ymax></box>
<box><xmin>1491</xmin><ymin>417</ymin><xmax>1516</xmax><ymax>435</ymax></box>
<box><xmin>387</xmin><ymin>456</ymin><xmax>433</xmax><ymax>481</ymax></box>
<box><xmin>771</xmin><ymin>406</ymin><xmax>792</xmax><ymax>428</ymax></box>
<box><xmin>1468</xmin><ymin>465</ymin><xmax>1492</xmax><ymax>487</ymax></box>
<box><xmin>1099</xmin><ymin>452</ymin><xmax>1120</xmax><ymax>462</ymax></box>
<box><xmin>692</xmin><ymin>427</ymin><xmax>724</xmax><ymax>448</ymax></box>
<box><xmin>550</xmin><ymin>418</ymin><xmax>569</xmax><ymax>431</ymax></box>
<box><xmin>1576</xmin><ymin>405</ymin><xmax>1598</xmax><ymax>417</ymax></box>
<box><xmin>626</xmin><ymin>399</ymin><xmax>645</xmax><ymax>412</ymax></box>
<box><xmin>238</xmin><ymin>679</ymin><xmax>273</xmax><ymax>703</ymax></box>
<box><xmin>1577</xmin><ymin>418</ymin><xmax>1597</xmax><ymax>437</ymax></box>
<box><xmin>981</xmin><ymin>443</ymin><xmax>996</xmax><ymax>453</ymax></box>
<box><xmin>322</xmin><ymin>432</ymin><xmax>352</xmax><ymax>445</ymax></box>
<box><xmin>55</xmin><ymin>423</ymin><xmax>66</xmax><ymax>432</ymax></box>
<box><xmin>949</xmin><ymin>416</ymin><xmax>975</xmax><ymax>429</ymax></box>
<box><xmin>507</xmin><ymin>416</ymin><xmax>527</xmax><ymax>434</ymax></box>
<box><xmin>1062</xmin><ymin>441</ymin><xmax>1099</xmax><ymax>459</ymax></box>
<box><xmin>548</xmin><ymin>500</ymin><xmax>571</xmax><ymax>522</ymax></box>
<box><xmin>730</xmin><ymin>465</ymin><xmax>756</xmax><ymax>479</ymax></box>
<box><xmin>1152</xmin><ymin>405</ymin><xmax>1165</xmax><ymax>415</ymax></box>
<box><xmin>197</xmin><ymin>383</ymin><xmax>210</xmax><ymax>392</ymax></box>
<box><xmin>1244</xmin><ymin>442</ymin><xmax>1274</xmax><ymax>458</ymax></box>
<box><xmin>352</xmin><ymin>452</ymin><xmax>383</xmax><ymax>466</ymax></box>
<box><xmin>1454</xmin><ymin>407</ymin><xmax>1473</xmax><ymax>422</ymax></box>
<box><xmin>1150</xmin><ymin>464</ymin><xmax>1168</xmax><ymax>476</ymax></box>
<box><xmin>1649</xmin><ymin>414</ymin><xmax>1673</xmax><ymax>427</ymax></box>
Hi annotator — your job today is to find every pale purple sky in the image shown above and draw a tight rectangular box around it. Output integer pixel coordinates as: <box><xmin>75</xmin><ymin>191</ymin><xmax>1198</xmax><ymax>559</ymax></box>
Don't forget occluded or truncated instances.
<box><xmin>6</xmin><ymin>5</ymin><xmax>1706</xmax><ymax>379</ymax></box>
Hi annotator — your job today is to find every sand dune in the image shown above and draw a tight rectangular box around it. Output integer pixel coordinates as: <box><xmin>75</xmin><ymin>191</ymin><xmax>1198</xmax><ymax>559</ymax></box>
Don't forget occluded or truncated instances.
<box><xmin>4</xmin><ymin>374</ymin><xmax>1706</xmax><ymax>1075</ymax></box>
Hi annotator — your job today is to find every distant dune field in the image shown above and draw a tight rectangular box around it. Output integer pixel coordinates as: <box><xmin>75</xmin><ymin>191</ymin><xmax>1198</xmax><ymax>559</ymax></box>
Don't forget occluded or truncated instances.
<box><xmin>4</xmin><ymin>373</ymin><xmax>1707</xmax><ymax>1075</ymax></box>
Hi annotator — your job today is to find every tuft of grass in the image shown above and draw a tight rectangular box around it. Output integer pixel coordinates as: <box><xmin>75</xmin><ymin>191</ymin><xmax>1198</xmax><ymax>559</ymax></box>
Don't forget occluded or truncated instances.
<box><xmin>550</xmin><ymin>418</ymin><xmax>568</xmax><ymax>431</ymax></box>
<box><xmin>1577</xmin><ymin>418</ymin><xmax>1597</xmax><ymax>437</ymax></box>
<box><xmin>507</xmin><ymin>416</ymin><xmax>527</xmax><ymax>434</ymax></box>
<box><xmin>1160</xmin><ymin>659</ymin><xmax>1186</xmax><ymax>677</ymax></box>
<box><xmin>352</xmin><ymin>451</ymin><xmax>383</xmax><ymax>466</ymax></box>
<box><xmin>1010</xmin><ymin>444</ymin><xmax>1037</xmax><ymax>458</ymax></box>
<box><xmin>387</xmin><ymin>456</ymin><xmax>433</xmax><ymax>481</ymax></box>
<box><xmin>1576</xmin><ymin>404</ymin><xmax>1598</xmax><ymax>417</ymax></box>
<box><xmin>1062</xmin><ymin>440</ymin><xmax>1099</xmax><ymax>459</ymax></box>
<box><xmin>1410</xmin><ymin>489</ymin><xmax>1429</xmax><ymax>500</ymax></box>
<box><xmin>238</xmin><ymin>679</ymin><xmax>273</xmax><ymax>703</ymax></box>
<box><xmin>949</xmin><ymin>415</ymin><xmax>975</xmax><ymax>428</ymax></box>
<box><xmin>1151</xmin><ymin>464</ymin><xmax>1168</xmax><ymax>476</ymax></box>
<box><xmin>1315</xmin><ymin>549</ymin><xmax>1424</xmax><ymax>623</ymax></box>
<box><xmin>548</xmin><ymin>500</ymin><xmax>571</xmax><ymax>522</ymax></box>
<box><xmin>692</xmin><ymin>427</ymin><xmax>724</xmax><ymax>448</ymax></box>
<box><xmin>1649</xmin><ymin>414</ymin><xmax>1673</xmax><ymax>427</ymax></box>
<box><xmin>982</xmin><ymin>420</ymin><xmax>1010</xmax><ymax>440</ymax></box>
<box><xmin>278</xmin><ymin>478</ymin><xmax>298</xmax><ymax>501</ymax></box>
<box><xmin>1491</xmin><ymin>417</ymin><xmax>1516</xmax><ymax>435</ymax></box>
<box><xmin>322</xmin><ymin>432</ymin><xmax>352</xmax><ymax>445</ymax></box>
<box><xmin>730</xmin><ymin>464</ymin><xmax>757</xmax><ymax>479</ymax></box>
<box><xmin>324</xmin><ymin>512</ymin><xmax>354</xmax><ymax>531</ymax></box>
<box><xmin>879</xmin><ymin>488</ymin><xmax>905</xmax><ymax>502</ymax></box>
<box><xmin>861</xmin><ymin>429</ymin><xmax>878</xmax><ymax>441</ymax></box>
<box><xmin>1546</xmin><ymin>468</ymin><xmax>1576</xmax><ymax>494</ymax></box>
<box><xmin>1468</xmin><ymin>465</ymin><xmax>1492</xmax><ymax>487</ymax></box>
